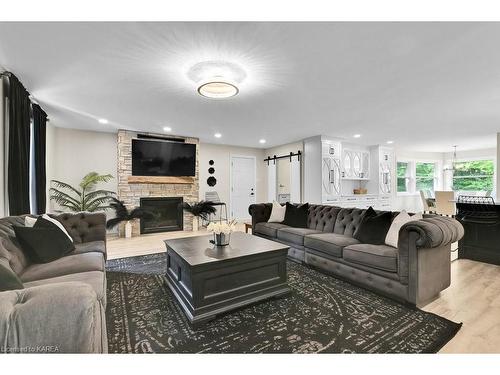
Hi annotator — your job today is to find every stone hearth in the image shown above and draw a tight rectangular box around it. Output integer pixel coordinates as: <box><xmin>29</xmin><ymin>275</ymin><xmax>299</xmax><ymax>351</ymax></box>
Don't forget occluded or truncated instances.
<box><xmin>117</xmin><ymin>130</ymin><xmax>199</xmax><ymax>236</ymax></box>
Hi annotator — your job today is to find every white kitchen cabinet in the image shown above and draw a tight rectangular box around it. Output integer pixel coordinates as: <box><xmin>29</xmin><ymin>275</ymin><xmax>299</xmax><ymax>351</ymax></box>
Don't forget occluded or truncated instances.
<box><xmin>378</xmin><ymin>147</ymin><xmax>394</xmax><ymax>195</ymax></box>
<box><xmin>342</xmin><ymin>149</ymin><xmax>370</xmax><ymax>180</ymax></box>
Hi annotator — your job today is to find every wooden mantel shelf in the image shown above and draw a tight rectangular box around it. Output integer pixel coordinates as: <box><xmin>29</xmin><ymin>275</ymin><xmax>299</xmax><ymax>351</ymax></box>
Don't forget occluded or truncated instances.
<box><xmin>128</xmin><ymin>176</ymin><xmax>195</xmax><ymax>184</ymax></box>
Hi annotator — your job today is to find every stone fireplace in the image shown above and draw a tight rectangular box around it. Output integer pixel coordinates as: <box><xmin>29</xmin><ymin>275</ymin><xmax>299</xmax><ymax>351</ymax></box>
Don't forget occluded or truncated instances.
<box><xmin>140</xmin><ymin>197</ymin><xmax>184</xmax><ymax>234</ymax></box>
<box><xmin>117</xmin><ymin>130</ymin><xmax>199</xmax><ymax>236</ymax></box>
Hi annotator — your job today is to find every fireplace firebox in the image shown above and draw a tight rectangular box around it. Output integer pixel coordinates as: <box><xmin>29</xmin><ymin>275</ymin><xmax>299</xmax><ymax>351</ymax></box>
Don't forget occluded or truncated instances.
<box><xmin>140</xmin><ymin>197</ymin><xmax>183</xmax><ymax>234</ymax></box>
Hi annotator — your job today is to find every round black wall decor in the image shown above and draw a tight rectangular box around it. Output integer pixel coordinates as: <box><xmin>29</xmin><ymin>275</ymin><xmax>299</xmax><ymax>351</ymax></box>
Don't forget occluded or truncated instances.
<box><xmin>208</xmin><ymin>167</ymin><xmax>215</xmax><ymax>174</ymax></box>
<box><xmin>207</xmin><ymin>176</ymin><xmax>217</xmax><ymax>187</ymax></box>
<box><xmin>209</xmin><ymin>159</ymin><xmax>215</xmax><ymax>166</ymax></box>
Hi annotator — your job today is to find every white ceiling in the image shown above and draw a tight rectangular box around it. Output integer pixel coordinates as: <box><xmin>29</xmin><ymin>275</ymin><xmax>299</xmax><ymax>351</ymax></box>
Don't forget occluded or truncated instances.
<box><xmin>0</xmin><ymin>22</ymin><xmax>499</xmax><ymax>152</ymax></box>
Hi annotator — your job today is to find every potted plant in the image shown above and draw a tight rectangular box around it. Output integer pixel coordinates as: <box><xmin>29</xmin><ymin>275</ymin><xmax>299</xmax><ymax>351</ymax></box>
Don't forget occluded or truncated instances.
<box><xmin>207</xmin><ymin>219</ymin><xmax>237</xmax><ymax>246</ymax></box>
<box><xmin>182</xmin><ymin>201</ymin><xmax>216</xmax><ymax>231</ymax></box>
<box><xmin>106</xmin><ymin>198</ymin><xmax>154</xmax><ymax>238</ymax></box>
<box><xmin>49</xmin><ymin>172</ymin><xmax>115</xmax><ymax>212</ymax></box>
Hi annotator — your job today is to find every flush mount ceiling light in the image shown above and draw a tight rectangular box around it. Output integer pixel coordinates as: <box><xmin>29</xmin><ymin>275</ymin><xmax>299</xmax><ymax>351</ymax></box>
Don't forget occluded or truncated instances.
<box><xmin>353</xmin><ymin>134</ymin><xmax>361</xmax><ymax>138</ymax></box>
<box><xmin>98</xmin><ymin>118</ymin><xmax>108</xmax><ymax>124</ymax></box>
<box><xmin>197</xmin><ymin>80</ymin><xmax>239</xmax><ymax>99</ymax></box>
<box><xmin>187</xmin><ymin>61</ymin><xmax>246</xmax><ymax>99</ymax></box>
<box><xmin>214</xmin><ymin>133</ymin><xmax>222</xmax><ymax>138</ymax></box>
<box><xmin>163</xmin><ymin>126</ymin><xmax>172</xmax><ymax>132</ymax></box>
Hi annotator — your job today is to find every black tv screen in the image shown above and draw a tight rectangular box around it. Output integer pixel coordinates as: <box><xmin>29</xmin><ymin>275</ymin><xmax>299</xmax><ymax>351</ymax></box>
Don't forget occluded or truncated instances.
<box><xmin>132</xmin><ymin>139</ymin><xmax>196</xmax><ymax>177</ymax></box>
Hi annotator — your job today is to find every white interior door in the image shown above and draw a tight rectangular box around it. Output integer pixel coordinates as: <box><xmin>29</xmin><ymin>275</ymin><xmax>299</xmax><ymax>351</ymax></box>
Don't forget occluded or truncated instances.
<box><xmin>267</xmin><ymin>163</ymin><xmax>277</xmax><ymax>202</ymax></box>
<box><xmin>231</xmin><ymin>155</ymin><xmax>256</xmax><ymax>220</ymax></box>
<box><xmin>290</xmin><ymin>157</ymin><xmax>301</xmax><ymax>203</ymax></box>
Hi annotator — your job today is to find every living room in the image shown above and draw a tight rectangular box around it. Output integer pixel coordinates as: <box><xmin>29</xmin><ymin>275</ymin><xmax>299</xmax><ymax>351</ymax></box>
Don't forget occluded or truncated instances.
<box><xmin>1</xmin><ymin>1</ymin><xmax>500</xmax><ymax>372</ymax></box>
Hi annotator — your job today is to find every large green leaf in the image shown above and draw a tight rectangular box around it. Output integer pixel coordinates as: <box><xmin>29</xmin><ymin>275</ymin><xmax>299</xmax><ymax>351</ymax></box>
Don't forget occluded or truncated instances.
<box><xmin>80</xmin><ymin>172</ymin><xmax>114</xmax><ymax>191</ymax></box>
<box><xmin>85</xmin><ymin>196</ymin><xmax>114</xmax><ymax>210</ymax></box>
<box><xmin>85</xmin><ymin>189</ymin><xmax>116</xmax><ymax>199</ymax></box>
<box><xmin>49</xmin><ymin>188</ymin><xmax>82</xmax><ymax>209</ymax></box>
<box><xmin>51</xmin><ymin>180</ymin><xmax>82</xmax><ymax>196</ymax></box>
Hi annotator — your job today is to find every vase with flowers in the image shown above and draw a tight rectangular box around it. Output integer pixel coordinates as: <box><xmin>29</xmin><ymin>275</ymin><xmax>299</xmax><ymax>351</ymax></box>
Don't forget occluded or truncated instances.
<box><xmin>207</xmin><ymin>219</ymin><xmax>237</xmax><ymax>246</ymax></box>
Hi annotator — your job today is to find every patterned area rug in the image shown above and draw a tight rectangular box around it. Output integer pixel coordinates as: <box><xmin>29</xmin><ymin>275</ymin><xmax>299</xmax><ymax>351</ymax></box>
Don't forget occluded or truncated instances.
<box><xmin>106</xmin><ymin>253</ymin><xmax>461</xmax><ymax>353</ymax></box>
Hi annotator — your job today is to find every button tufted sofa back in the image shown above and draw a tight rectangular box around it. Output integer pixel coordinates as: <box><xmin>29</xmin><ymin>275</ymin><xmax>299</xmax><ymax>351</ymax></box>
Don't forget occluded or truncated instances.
<box><xmin>0</xmin><ymin>216</ymin><xmax>30</xmax><ymax>275</ymax></box>
<box><xmin>333</xmin><ymin>208</ymin><xmax>366</xmax><ymax>237</ymax></box>
<box><xmin>51</xmin><ymin>212</ymin><xmax>106</xmax><ymax>244</ymax></box>
<box><xmin>307</xmin><ymin>205</ymin><xmax>341</xmax><ymax>232</ymax></box>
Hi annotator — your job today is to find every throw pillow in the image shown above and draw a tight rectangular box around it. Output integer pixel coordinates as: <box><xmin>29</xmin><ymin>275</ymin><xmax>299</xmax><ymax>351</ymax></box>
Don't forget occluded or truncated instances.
<box><xmin>0</xmin><ymin>258</ymin><xmax>24</xmax><ymax>292</ymax></box>
<box><xmin>385</xmin><ymin>210</ymin><xmax>423</xmax><ymax>248</ymax></box>
<box><xmin>42</xmin><ymin>214</ymin><xmax>73</xmax><ymax>242</ymax></box>
<box><xmin>25</xmin><ymin>216</ymin><xmax>38</xmax><ymax>227</ymax></box>
<box><xmin>268</xmin><ymin>201</ymin><xmax>286</xmax><ymax>223</ymax></box>
<box><xmin>283</xmin><ymin>202</ymin><xmax>309</xmax><ymax>228</ymax></box>
<box><xmin>353</xmin><ymin>206</ymin><xmax>393</xmax><ymax>245</ymax></box>
<box><xmin>13</xmin><ymin>218</ymin><xmax>75</xmax><ymax>263</ymax></box>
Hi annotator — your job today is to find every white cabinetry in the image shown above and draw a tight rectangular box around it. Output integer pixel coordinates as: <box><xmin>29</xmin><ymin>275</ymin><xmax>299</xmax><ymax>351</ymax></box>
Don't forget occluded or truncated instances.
<box><xmin>341</xmin><ymin>149</ymin><xmax>370</xmax><ymax>180</ymax></box>
<box><xmin>304</xmin><ymin>136</ymin><xmax>395</xmax><ymax>210</ymax></box>
<box><xmin>322</xmin><ymin>139</ymin><xmax>342</xmax><ymax>203</ymax></box>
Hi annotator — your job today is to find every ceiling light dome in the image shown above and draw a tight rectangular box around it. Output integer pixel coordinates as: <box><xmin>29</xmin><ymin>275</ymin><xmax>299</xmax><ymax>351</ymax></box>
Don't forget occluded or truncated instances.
<box><xmin>197</xmin><ymin>79</ymin><xmax>239</xmax><ymax>99</ymax></box>
<box><xmin>188</xmin><ymin>60</ymin><xmax>246</xmax><ymax>99</ymax></box>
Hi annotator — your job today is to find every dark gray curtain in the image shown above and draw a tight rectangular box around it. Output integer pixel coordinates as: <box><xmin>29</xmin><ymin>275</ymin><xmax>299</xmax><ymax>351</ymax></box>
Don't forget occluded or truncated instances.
<box><xmin>7</xmin><ymin>74</ymin><xmax>31</xmax><ymax>215</ymax></box>
<box><xmin>32</xmin><ymin>103</ymin><xmax>47</xmax><ymax>214</ymax></box>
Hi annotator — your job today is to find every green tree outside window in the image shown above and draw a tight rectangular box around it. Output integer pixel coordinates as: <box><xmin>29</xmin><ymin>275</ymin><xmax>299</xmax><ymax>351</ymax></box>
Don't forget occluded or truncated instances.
<box><xmin>452</xmin><ymin>160</ymin><xmax>494</xmax><ymax>191</ymax></box>
<box><xmin>397</xmin><ymin>162</ymin><xmax>409</xmax><ymax>192</ymax></box>
<box><xmin>416</xmin><ymin>162</ymin><xmax>435</xmax><ymax>192</ymax></box>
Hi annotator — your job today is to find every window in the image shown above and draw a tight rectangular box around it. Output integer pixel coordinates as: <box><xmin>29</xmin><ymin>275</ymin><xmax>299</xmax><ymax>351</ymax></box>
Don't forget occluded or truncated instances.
<box><xmin>397</xmin><ymin>160</ymin><xmax>440</xmax><ymax>194</ymax></box>
<box><xmin>397</xmin><ymin>162</ymin><xmax>410</xmax><ymax>193</ymax></box>
<box><xmin>415</xmin><ymin>162</ymin><xmax>435</xmax><ymax>192</ymax></box>
<box><xmin>452</xmin><ymin>160</ymin><xmax>494</xmax><ymax>192</ymax></box>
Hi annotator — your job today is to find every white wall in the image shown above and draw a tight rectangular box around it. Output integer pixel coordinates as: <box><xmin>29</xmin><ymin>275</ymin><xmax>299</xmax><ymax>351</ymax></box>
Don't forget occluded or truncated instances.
<box><xmin>46</xmin><ymin>126</ymin><xmax>117</xmax><ymax>212</ymax></box>
<box><xmin>198</xmin><ymin>142</ymin><xmax>267</xmax><ymax>219</ymax></box>
<box><xmin>264</xmin><ymin>141</ymin><xmax>303</xmax><ymax>159</ymax></box>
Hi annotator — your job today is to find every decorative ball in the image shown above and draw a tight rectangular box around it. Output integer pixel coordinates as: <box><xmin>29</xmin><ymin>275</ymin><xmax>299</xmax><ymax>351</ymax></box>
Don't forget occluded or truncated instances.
<box><xmin>207</xmin><ymin>176</ymin><xmax>217</xmax><ymax>187</ymax></box>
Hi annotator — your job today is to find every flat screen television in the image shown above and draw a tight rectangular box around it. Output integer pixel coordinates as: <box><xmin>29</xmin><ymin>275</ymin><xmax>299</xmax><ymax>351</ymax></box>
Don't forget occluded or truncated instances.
<box><xmin>132</xmin><ymin>139</ymin><xmax>196</xmax><ymax>176</ymax></box>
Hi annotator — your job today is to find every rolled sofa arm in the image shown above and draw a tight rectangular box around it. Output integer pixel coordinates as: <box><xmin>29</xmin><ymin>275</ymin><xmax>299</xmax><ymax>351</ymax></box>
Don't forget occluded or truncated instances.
<box><xmin>399</xmin><ymin>215</ymin><xmax>464</xmax><ymax>249</ymax></box>
<box><xmin>0</xmin><ymin>282</ymin><xmax>106</xmax><ymax>353</ymax></box>
<box><xmin>397</xmin><ymin>215</ymin><xmax>464</xmax><ymax>291</ymax></box>
<box><xmin>53</xmin><ymin>212</ymin><xmax>107</xmax><ymax>245</ymax></box>
<box><xmin>248</xmin><ymin>203</ymin><xmax>273</xmax><ymax>230</ymax></box>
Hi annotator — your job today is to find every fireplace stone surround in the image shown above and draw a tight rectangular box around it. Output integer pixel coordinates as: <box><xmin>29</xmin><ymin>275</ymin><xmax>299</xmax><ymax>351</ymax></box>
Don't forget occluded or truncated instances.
<box><xmin>117</xmin><ymin>130</ymin><xmax>199</xmax><ymax>236</ymax></box>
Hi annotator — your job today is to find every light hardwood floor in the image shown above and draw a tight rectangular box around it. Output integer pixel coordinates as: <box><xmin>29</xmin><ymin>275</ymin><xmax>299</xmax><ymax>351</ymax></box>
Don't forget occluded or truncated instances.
<box><xmin>107</xmin><ymin>228</ymin><xmax>500</xmax><ymax>353</ymax></box>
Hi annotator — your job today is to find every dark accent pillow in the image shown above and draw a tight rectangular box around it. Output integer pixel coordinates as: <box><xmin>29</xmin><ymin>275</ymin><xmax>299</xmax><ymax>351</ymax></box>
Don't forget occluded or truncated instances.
<box><xmin>13</xmin><ymin>218</ymin><xmax>75</xmax><ymax>263</ymax></box>
<box><xmin>283</xmin><ymin>203</ymin><xmax>309</xmax><ymax>228</ymax></box>
<box><xmin>353</xmin><ymin>206</ymin><xmax>393</xmax><ymax>245</ymax></box>
<box><xmin>0</xmin><ymin>259</ymin><xmax>24</xmax><ymax>292</ymax></box>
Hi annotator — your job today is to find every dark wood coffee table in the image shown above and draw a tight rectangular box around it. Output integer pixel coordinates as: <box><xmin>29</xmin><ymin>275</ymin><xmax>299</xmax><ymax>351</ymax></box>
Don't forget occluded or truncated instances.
<box><xmin>164</xmin><ymin>232</ymin><xmax>290</xmax><ymax>325</ymax></box>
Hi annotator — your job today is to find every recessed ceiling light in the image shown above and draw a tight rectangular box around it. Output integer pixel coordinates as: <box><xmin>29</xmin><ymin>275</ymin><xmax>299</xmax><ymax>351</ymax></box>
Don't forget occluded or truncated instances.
<box><xmin>198</xmin><ymin>80</ymin><xmax>239</xmax><ymax>99</ymax></box>
<box><xmin>387</xmin><ymin>140</ymin><xmax>394</xmax><ymax>144</ymax></box>
<box><xmin>259</xmin><ymin>139</ymin><xmax>266</xmax><ymax>144</ymax></box>
<box><xmin>214</xmin><ymin>133</ymin><xmax>222</xmax><ymax>138</ymax></box>
<box><xmin>98</xmin><ymin>118</ymin><xmax>108</xmax><ymax>124</ymax></box>
<box><xmin>163</xmin><ymin>126</ymin><xmax>172</xmax><ymax>132</ymax></box>
<box><xmin>353</xmin><ymin>134</ymin><xmax>361</xmax><ymax>138</ymax></box>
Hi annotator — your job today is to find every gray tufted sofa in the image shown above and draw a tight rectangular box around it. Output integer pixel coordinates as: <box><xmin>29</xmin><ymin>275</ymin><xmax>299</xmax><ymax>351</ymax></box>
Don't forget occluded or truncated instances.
<box><xmin>0</xmin><ymin>212</ymin><xmax>107</xmax><ymax>353</ymax></box>
<box><xmin>249</xmin><ymin>204</ymin><xmax>464</xmax><ymax>306</ymax></box>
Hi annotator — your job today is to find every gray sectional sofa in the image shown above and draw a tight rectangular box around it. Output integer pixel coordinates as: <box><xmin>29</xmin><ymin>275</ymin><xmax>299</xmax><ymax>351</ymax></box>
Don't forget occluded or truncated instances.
<box><xmin>0</xmin><ymin>212</ymin><xmax>107</xmax><ymax>353</ymax></box>
<box><xmin>249</xmin><ymin>204</ymin><xmax>464</xmax><ymax>306</ymax></box>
